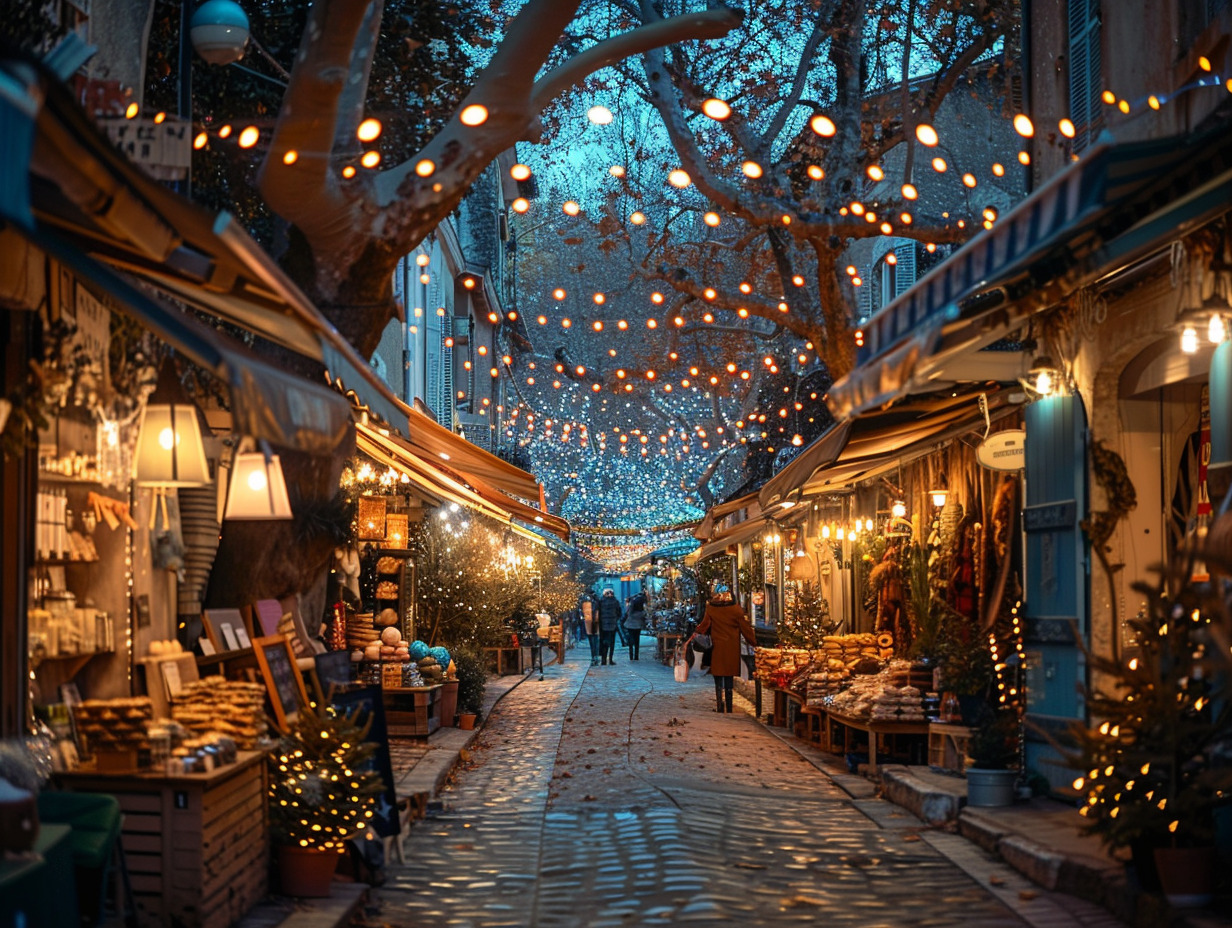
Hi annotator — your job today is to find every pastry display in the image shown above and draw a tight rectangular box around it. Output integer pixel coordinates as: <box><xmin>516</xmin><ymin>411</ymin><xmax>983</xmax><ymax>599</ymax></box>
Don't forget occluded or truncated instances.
<box><xmin>376</xmin><ymin>556</ymin><xmax>400</xmax><ymax>574</ymax></box>
<box><xmin>375</xmin><ymin>580</ymin><xmax>399</xmax><ymax>599</ymax></box>
<box><xmin>72</xmin><ymin>697</ymin><xmax>154</xmax><ymax>758</ymax></box>
<box><xmin>171</xmin><ymin>676</ymin><xmax>268</xmax><ymax>748</ymax></box>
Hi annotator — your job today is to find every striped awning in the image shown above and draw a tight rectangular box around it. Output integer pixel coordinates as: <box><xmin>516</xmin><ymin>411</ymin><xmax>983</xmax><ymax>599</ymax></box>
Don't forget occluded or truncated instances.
<box><xmin>829</xmin><ymin>119</ymin><xmax>1232</xmax><ymax>419</ymax></box>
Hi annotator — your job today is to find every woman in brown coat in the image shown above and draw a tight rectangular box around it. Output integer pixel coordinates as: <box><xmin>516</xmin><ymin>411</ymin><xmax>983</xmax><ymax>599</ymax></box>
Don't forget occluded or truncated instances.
<box><xmin>694</xmin><ymin>590</ymin><xmax>757</xmax><ymax>713</ymax></box>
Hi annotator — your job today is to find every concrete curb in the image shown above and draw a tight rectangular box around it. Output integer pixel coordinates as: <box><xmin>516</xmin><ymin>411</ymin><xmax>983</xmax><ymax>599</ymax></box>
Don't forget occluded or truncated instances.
<box><xmin>879</xmin><ymin>765</ymin><xmax>963</xmax><ymax>825</ymax></box>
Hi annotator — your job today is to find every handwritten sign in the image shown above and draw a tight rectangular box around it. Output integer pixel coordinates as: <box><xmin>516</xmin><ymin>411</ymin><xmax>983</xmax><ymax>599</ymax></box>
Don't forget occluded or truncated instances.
<box><xmin>253</xmin><ymin>635</ymin><xmax>308</xmax><ymax>732</ymax></box>
<box><xmin>315</xmin><ymin>650</ymin><xmax>354</xmax><ymax>697</ymax></box>
<box><xmin>330</xmin><ymin>687</ymin><xmax>399</xmax><ymax>838</ymax></box>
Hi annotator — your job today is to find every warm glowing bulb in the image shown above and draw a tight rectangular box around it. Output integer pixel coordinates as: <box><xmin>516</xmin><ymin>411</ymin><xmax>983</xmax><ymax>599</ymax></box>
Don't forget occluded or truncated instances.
<box><xmin>1059</xmin><ymin>118</ymin><xmax>1076</xmax><ymax>138</ymax></box>
<box><xmin>238</xmin><ymin>126</ymin><xmax>259</xmax><ymax>148</ymax></box>
<box><xmin>1036</xmin><ymin>368</ymin><xmax>1054</xmax><ymax>395</ymax></box>
<box><xmin>962</xmin><ymin>173</ymin><xmax>977</xmax><ymax>188</ymax></box>
<box><xmin>511</xmin><ymin>197</ymin><xmax>530</xmax><ymax>213</ymax></box>
<box><xmin>1013</xmin><ymin>114</ymin><xmax>1034</xmax><ymax>137</ymax></box>
<box><xmin>510</xmin><ymin>163</ymin><xmax>531</xmax><ymax>181</ymax></box>
<box><xmin>915</xmin><ymin>124</ymin><xmax>938</xmax><ymax>146</ymax></box>
<box><xmin>703</xmin><ymin>212</ymin><xmax>720</xmax><ymax>227</ymax></box>
<box><xmin>866</xmin><ymin>164</ymin><xmax>884</xmax><ymax>181</ymax></box>
<box><xmin>701</xmin><ymin>98</ymin><xmax>731</xmax><ymax>120</ymax></box>
<box><xmin>562</xmin><ymin>200</ymin><xmax>580</xmax><ymax>215</ymax></box>
<box><xmin>807</xmin><ymin>165</ymin><xmax>824</xmax><ymax>180</ymax></box>
<box><xmin>282</xmin><ymin>150</ymin><xmax>298</xmax><ymax>165</ymax></box>
<box><xmin>901</xmin><ymin>183</ymin><xmax>918</xmax><ymax>200</ymax></box>
<box><xmin>247</xmin><ymin>468</ymin><xmax>268</xmax><ymax>492</ymax></box>
<box><xmin>357</xmin><ymin>118</ymin><xmax>382</xmax><ymax>142</ymax></box>
<box><xmin>741</xmin><ymin>160</ymin><xmax>763</xmax><ymax>178</ymax></box>
<box><xmin>668</xmin><ymin>169</ymin><xmax>691</xmax><ymax>188</ymax></box>
<box><xmin>609</xmin><ymin>165</ymin><xmax>625</xmax><ymax>177</ymax></box>
<box><xmin>810</xmin><ymin>114</ymin><xmax>836</xmax><ymax>136</ymax></box>
<box><xmin>630</xmin><ymin>211</ymin><xmax>646</xmax><ymax>224</ymax></box>
<box><xmin>460</xmin><ymin>104</ymin><xmax>489</xmax><ymax>126</ymax></box>
<box><xmin>415</xmin><ymin>159</ymin><xmax>436</xmax><ymax>177</ymax></box>
<box><xmin>587</xmin><ymin>105</ymin><xmax>614</xmax><ymax>125</ymax></box>
<box><xmin>158</xmin><ymin>428</ymin><xmax>176</xmax><ymax>451</ymax></box>
<box><xmin>1181</xmin><ymin>326</ymin><xmax>1199</xmax><ymax>354</ymax></box>
<box><xmin>1210</xmin><ymin>315</ymin><xmax>1226</xmax><ymax>343</ymax></box>
<box><xmin>361</xmin><ymin>150</ymin><xmax>381</xmax><ymax>168</ymax></box>
<box><xmin>931</xmin><ymin>157</ymin><xmax>947</xmax><ymax>172</ymax></box>
<box><xmin>193</xmin><ymin>132</ymin><xmax>208</xmax><ymax>150</ymax></box>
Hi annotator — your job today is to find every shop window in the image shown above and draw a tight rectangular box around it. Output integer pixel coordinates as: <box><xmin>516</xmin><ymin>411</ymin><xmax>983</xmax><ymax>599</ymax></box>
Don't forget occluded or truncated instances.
<box><xmin>1068</xmin><ymin>0</ymin><xmax>1103</xmax><ymax>154</ymax></box>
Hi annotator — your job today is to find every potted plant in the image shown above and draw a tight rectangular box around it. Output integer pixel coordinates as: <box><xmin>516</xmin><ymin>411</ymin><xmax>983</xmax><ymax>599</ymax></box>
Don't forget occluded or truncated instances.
<box><xmin>964</xmin><ymin>707</ymin><xmax>1020</xmax><ymax>807</ymax></box>
<box><xmin>268</xmin><ymin>703</ymin><xmax>383</xmax><ymax>897</ymax></box>
<box><xmin>1062</xmin><ymin>558</ymin><xmax>1232</xmax><ymax>906</ymax></box>
<box><xmin>935</xmin><ymin>632</ymin><xmax>996</xmax><ymax>724</ymax></box>
<box><xmin>453</xmin><ymin>647</ymin><xmax>487</xmax><ymax>730</ymax></box>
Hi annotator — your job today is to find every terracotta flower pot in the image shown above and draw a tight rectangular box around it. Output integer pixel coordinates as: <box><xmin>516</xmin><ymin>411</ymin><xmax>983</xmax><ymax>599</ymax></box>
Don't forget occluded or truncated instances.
<box><xmin>1154</xmin><ymin>846</ymin><xmax>1214</xmax><ymax>907</ymax></box>
<box><xmin>458</xmin><ymin>713</ymin><xmax>478</xmax><ymax>731</ymax></box>
<box><xmin>276</xmin><ymin>844</ymin><xmax>340</xmax><ymax>897</ymax></box>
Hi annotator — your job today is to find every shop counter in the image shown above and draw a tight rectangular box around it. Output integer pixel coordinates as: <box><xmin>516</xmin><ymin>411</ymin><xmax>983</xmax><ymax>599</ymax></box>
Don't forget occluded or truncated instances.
<box><xmin>823</xmin><ymin>710</ymin><xmax>929</xmax><ymax>775</ymax></box>
<box><xmin>54</xmin><ymin>750</ymin><xmax>267</xmax><ymax>928</ymax></box>
<box><xmin>383</xmin><ymin>685</ymin><xmax>442</xmax><ymax>737</ymax></box>
<box><xmin>769</xmin><ymin>687</ymin><xmax>804</xmax><ymax>729</ymax></box>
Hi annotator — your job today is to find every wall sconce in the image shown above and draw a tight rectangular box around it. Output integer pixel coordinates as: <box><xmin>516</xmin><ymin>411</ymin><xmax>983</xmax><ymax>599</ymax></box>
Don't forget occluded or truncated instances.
<box><xmin>133</xmin><ymin>363</ymin><xmax>210</xmax><ymax>488</ymax></box>
<box><xmin>224</xmin><ymin>441</ymin><xmax>292</xmax><ymax>520</ymax></box>
<box><xmin>930</xmin><ymin>480</ymin><xmax>948</xmax><ymax>508</ymax></box>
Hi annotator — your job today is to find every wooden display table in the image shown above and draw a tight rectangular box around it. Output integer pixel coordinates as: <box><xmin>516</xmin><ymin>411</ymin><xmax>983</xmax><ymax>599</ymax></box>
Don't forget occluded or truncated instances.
<box><xmin>483</xmin><ymin>646</ymin><xmax>524</xmax><ymax>676</ymax></box>
<box><xmin>928</xmin><ymin>722</ymin><xmax>973</xmax><ymax>772</ymax></box>
<box><xmin>56</xmin><ymin>750</ymin><xmax>267</xmax><ymax>928</ymax></box>
<box><xmin>769</xmin><ymin>687</ymin><xmax>804</xmax><ymax>728</ymax></box>
<box><xmin>824</xmin><ymin>710</ymin><xmax>930</xmax><ymax>775</ymax></box>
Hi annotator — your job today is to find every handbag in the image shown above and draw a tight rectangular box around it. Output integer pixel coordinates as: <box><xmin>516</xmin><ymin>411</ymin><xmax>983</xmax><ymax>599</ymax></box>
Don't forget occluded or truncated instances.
<box><xmin>692</xmin><ymin>632</ymin><xmax>712</xmax><ymax>650</ymax></box>
<box><xmin>673</xmin><ymin>646</ymin><xmax>690</xmax><ymax>683</ymax></box>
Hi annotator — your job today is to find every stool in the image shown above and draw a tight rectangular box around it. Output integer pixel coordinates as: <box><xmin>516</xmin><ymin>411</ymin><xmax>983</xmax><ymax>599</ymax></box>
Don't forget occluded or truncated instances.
<box><xmin>37</xmin><ymin>792</ymin><xmax>137</xmax><ymax>927</ymax></box>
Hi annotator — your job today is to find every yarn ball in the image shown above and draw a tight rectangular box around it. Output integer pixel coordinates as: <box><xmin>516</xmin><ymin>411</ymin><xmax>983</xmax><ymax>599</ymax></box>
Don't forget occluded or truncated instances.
<box><xmin>408</xmin><ymin>640</ymin><xmax>430</xmax><ymax>661</ymax></box>
<box><xmin>429</xmin><ymin>646</ymin><xmax>450</xmax><ymax>667</ymax></box>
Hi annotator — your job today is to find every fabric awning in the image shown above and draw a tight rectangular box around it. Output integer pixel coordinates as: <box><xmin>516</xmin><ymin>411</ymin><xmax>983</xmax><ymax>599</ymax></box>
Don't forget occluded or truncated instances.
<box><xmin>685</xmin><ymin>517</ymin><xmax>768</xmax><ymax>566</ymax></box>
<box><xmin>3</xmin><ymin>55</ymin><xmax>409</xmax><ymax>437</ymax></box>
<box><xmin>405</xmin><ymin>406</ymin><xmax>542</xmax><ymax>502</ymax></box>
<box><xmin>693</xmin><ymin>490</ymin><xmax>760</xmax><ymax>540</ymax></box>
<box><xmin>828</xmin><ymin>119</ymin><xmax>1232</xmax><ymax>419</ymax></box>
<box><xmin>799</xmin><ymin>389</ymin><xmax>1019</xmax><ymax>496</ymax></box>
<box><xmin>356</xmin><ymin>423</ymin><xmax>569</xmax><ymax>541</ymax></box>
<box><xmin>758</xmin><ymin>420</ymin><xmax>854</xmax><ymax>510</ymax></box>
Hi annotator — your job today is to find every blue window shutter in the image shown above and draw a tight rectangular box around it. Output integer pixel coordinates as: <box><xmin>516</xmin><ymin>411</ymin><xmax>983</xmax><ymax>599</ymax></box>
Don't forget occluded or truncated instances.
<box><xmin>1069</xmin><ymin>0</ymin><xmax>1102</xmax><ymax>153</ymax></box>
<box><xmin>894</xmin><ymin>243</ymin><xmax>916</xmax><ymax>296</ymax></box>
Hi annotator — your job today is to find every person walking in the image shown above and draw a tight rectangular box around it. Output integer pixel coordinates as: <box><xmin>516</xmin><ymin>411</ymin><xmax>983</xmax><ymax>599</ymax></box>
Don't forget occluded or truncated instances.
<box><xmin>694</xmin><ymin>587</ymin><xmax>756</xmax><ymax>713</ymax></box>
<box><xmin>579</xmin><ymin>590</ymin><xmax>600</xmax><ymax>666</ymax></box>
<box><xmin>596</xmin><ymin>589</ymin><xmax>622</xmax><ymax>665</ymax></box>
<box><xmin>623</xmin><ymin>590</ymin><xmax>647</xmax><ymax>660</ymax></box>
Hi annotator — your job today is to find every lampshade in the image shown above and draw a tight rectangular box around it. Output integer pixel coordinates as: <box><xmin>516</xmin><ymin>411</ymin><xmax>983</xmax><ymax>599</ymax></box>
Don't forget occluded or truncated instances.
<box><xmin>133</xmin><ymin>402</ymin><xmax>210</xmax><ymax>487</ymax></box>
<box><xmin>224</xmin><ymin>451</ymin><xmax>292</xmax><ymax>520</ymax></box>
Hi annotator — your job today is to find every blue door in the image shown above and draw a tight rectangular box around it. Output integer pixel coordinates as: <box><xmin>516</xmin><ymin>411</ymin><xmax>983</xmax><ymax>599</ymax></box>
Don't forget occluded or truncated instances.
<box><xmin>1022</xmin><ymin>394</ymin><xmax>1089</xmax><ymax>790</ymax></box>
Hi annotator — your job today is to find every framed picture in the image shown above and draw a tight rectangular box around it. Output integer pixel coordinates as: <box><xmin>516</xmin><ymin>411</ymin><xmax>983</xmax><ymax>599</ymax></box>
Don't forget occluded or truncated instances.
<box><xmin>202</xmin><ymin>608</ymin><xmax>247</xmax><ymax>653</ymax></box>
<box><xmin>252</xmin><ymin>599</ymin><xmax>283</xmax><ymax>638</ymax></box>
<box><xmin>357</xmin><ymin>496</ymin><xmax>387</xmax><ymax>540</ymax></box>
<box><xmin>253</xmin><ymin>635</ymin><xmax>310</xmax><ymax>732</ymax></box>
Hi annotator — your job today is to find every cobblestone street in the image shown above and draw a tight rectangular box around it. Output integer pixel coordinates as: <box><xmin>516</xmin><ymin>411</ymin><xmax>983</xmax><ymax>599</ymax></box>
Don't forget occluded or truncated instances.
<box><xmin>363</xmin><ymin>650</ymin><xmax>1126</xmax><ymax>928</ymax></box>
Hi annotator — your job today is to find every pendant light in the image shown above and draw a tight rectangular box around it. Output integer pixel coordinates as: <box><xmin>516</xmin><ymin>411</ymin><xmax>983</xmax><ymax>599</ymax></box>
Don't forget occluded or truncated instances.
<box><xmin>224</xmin><ymin>440</ymin><xmax>292</xmax><ymax>520</ymax></box>
<box><xmin>133</xmin><ymin>362</ymin><xmax>210</xmax><ymax>488</ymax></box>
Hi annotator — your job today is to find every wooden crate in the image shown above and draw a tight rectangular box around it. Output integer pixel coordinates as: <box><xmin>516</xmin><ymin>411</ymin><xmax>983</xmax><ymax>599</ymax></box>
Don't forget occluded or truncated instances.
<box><xmin>383</xmin><ymin>686</ymin><xmax>441</xmax><ymax>738</ymax></box>
<box><xmin>56</xmin><ymin>751</ymin><xmax>268</xmax><ymax>928</ymax></box>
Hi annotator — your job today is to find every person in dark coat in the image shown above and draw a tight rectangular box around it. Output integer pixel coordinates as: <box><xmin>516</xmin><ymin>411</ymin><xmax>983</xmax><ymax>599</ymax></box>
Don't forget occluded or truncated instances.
<box><xmin>596</xmin><ymin>589</ymin><xmax>623</xmax><ymax>665</ymax></box>
<box><xmin>623</xmin><ymin>591</ymin><xmax>647</xmax><ymax>660</ymax></box>
<box><xmin>694</xmin><ymin>589</ymin><xmax>756</xmax><ymax>713</ymax></box>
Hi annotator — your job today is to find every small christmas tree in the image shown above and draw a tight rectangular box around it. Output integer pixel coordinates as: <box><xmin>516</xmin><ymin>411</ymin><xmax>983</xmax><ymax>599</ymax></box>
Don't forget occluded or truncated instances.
<box><xmin>269</xmin><ymin>703</ymin><xmax>384</xmax><ymax>852</ymax></box>
<box><xmin>779</xmin><ymin>581</ymin><xmax>834</xmax><ymax>648</ymax></box>
<box><xmin>1066</xmin><ymin>560</ymin><xmax>1232</xmax><ymax>851</ymax></box>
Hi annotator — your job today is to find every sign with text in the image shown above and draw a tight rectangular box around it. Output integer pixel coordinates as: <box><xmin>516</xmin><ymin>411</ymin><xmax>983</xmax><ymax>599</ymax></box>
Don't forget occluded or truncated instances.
<box><xmin>101</xmin><ymin>117</ymin><xmax>192</xmax><ymax>180</ymax></box>
<box><xmin>976</xmin><ymin>429</ymin><xmax>1026</xmax><ymax>471</ymax></box>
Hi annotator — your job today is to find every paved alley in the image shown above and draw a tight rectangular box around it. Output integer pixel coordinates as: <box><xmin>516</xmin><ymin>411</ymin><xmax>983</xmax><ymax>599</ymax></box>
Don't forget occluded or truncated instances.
<box><xmin>362</xmin><ymin>653</ymin><xmax>1126</xmax><ymax>928</ymax></box>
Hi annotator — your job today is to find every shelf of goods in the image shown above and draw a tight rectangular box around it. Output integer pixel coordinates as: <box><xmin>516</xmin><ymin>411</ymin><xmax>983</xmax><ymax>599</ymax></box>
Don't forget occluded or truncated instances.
<box><xmin>55</xmin><ymin>750</ymin><xmax>268</xmax><ymax>928</ymax></box>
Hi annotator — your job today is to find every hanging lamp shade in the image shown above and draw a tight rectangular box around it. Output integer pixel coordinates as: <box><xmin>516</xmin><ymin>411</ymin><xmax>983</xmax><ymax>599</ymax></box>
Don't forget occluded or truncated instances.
<box><xmin>224</xmin><ymin>449</ymin><xmax>292</xmax><ymax>520</ymax></box>
<box><xmin>133</xmin><ymin>363</ymin><xmax>210</xmax><ymax>487</ymax></box>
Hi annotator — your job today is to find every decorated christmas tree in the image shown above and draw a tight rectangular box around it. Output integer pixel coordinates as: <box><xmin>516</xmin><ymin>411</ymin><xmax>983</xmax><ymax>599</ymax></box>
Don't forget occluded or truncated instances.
<box><xmin>269</xmin><ymin>703</ymin><xmax>384</xmax><ymax>852</ymax></box>
<box><xmin>1066</xmin><ymin>559</ymin><xmax>1232</xmax><ymax>851</ymax></box>
<box><xmin>778</xmin><ymin>581</ymin><xmax>834</xmax><ymax>648</ymax></box>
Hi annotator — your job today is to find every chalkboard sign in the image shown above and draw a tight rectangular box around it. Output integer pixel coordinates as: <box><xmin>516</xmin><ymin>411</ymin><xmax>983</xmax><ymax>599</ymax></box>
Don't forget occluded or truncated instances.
<box><xmin>315</xmin><ymin>650</ymin><xmax>355</xmax><ymax>698</ymax></box>
<box><xmin>330</xmin><ymin>686</ymin><xmax>400</xmax><ymax>838</ymax></box>
<box><xmin>253</xmin><ymin>635</ymin><xmax>309</xmax><ymax>732</ymax></box>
